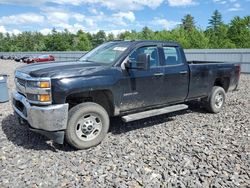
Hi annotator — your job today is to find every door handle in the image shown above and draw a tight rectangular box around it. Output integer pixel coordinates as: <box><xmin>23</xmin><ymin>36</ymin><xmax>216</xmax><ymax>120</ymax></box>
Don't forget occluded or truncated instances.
<box><xmin>179</xmin><ymin>71</ymin><xmax>188</xmax><ymax>74</ymax></box>
<box><xmin>154</xmin><ymin>73</ymin><xmax>164</xmax><ymax>76</ymax></box>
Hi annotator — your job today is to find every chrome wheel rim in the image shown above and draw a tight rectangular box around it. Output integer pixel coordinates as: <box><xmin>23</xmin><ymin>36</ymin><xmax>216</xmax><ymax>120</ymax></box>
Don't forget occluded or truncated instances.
<box><xmin>75</xmin><ymin>113</ymin><xmax>102</xmax><ymax>141</ymax></box>
<box><xmin>215</xmin><ymin>92</ymin><xmax>224</xmax><ymax>108</ymax></box>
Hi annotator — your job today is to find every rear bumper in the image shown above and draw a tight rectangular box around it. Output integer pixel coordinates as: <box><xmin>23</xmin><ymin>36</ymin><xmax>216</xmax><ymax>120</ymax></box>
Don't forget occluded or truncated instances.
<box><xmin>12</xmin><ymin>91</ymin><xmax>69</xmax><ymax>144</ymax></box>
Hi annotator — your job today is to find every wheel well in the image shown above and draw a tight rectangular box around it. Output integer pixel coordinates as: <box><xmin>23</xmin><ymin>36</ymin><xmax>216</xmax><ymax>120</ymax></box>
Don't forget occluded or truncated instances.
<box><xmin>66</xmin><ymin>90</ymin><xmax>114</xmax><ymax>116</ymax></box>
<box><xmin>214</xmin><ymin>77</ymin><xmax>230</xmax><ymax>92</ymax></box>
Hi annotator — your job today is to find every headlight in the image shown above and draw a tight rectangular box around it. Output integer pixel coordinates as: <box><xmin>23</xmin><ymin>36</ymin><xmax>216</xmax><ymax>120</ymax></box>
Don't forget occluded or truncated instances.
<box><xmin>27</xmin><ymin>81</ymin><xmax>50</xmax><ymax>88</ymax></box>
<box><xmin>39</xmin><ymin>81</ymin><xmax>50</xmax><ymax>88</ymax></box>
<box><xmin>26</xmin><ymin>79</ymin><xmax>52</xmax><ymax>104</ymax></box>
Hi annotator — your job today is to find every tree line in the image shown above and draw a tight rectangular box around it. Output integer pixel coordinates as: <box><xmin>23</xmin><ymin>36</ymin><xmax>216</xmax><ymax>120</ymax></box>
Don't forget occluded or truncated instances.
<box><xmin>0</xmin><ymin>10</ymin><xmax>249</xmax><ymax>52</ymax></box>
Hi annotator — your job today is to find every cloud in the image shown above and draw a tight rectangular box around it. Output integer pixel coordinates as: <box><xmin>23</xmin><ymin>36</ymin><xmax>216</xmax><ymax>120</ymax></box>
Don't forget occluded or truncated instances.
<box><xmin>72</xmin><ymin>13</ymin><xmax>85</xmax><ymax>22</ymax></box>
<box><xmin>42</xmin><ymin>8</ymin><xmax>70</xmax><ymax>26</ymax></box>
<box><xmin>11</xmin><ymin>29</ymin><xmax>21</xmax><ymax>35</ymax></box>
<box><xmin>0</xmin><ymin>13</ymin><xmax>44</xmax><ymax>25</ymax></box>
<box><xmin>88</xmin><ymin>8</ymin><xmax>98</xmax><ymax>15</ymax></box>
<box><xmin>40</xmin><ymin>23</ymin><xmax>86</xmax><ymax>34</ymax></box>
<box><xmin>167</xmin><ymin>0</ymin><xmax>196</xmax><ymax>6</ymax></box>
<box><xmin>151</xmin><ymin>18</ymin><xmax>180</xmax><ymax>30</ymax></box>
<box><xmin>52</xmin><ymin>0</ymin><xmax>164</xmax><ymax>10</ymax></box>
<box><xmin>85</xmin><ymin>18</ymin><xmax>95</xmax><ymax>27</ymax></box>
<box><xmin>0</xmin><ymin>25</ymin><xmax>7</xmax><ymax>33</ymax></box>
<box><xmin>213</xmin><ymin>0</ymin><xmax>233</xmax><ymax>4</ymax></box>
<box><xmin>0</xmin><ymin>0</ymin><xmax>45</xmax><ymax>6</ymax></box>
<box><xmin>41</xmin><ymin>7</ymin><xmax>97</xmax><ymax>28</ymax></box>
<box><xmin>112</xmin><ymin>11</ymin><xmax>136</xmax><ymax>22</ymax></box>
<box><xmin>0</xmin><ymin>0</ymin><xmax>165</xmax><ymax>11</ymax></box>
<box><xmin>0</xmin><ymin>0</ymin><xmax>207</xmax><ymax>35</ymax></box>
<box><xmin>63</xmin><ymin>23</ymin><xmax>86</xmax><ymax>33</ymax></box>
<box><xmin>228</xmin><ymin>3</ymin><xmax>241</xmax><ymax>11</ymax></box>
<box><xmin>50</xmin><ymin>0</ymin><xmax>84</xmax><ymax>6</ymax></box>
<box><xmin>6</xmin><ymin>6</ymin><xmax>133</xmax><ymax>33</ymax></box>
<box><xmin>0</xmin><ymin>7</ymin><xmax>94</xmax><ymax>33</ymax></box>
<box><xmin>95</xmin><ymin>0</ymin><xmax>164</xmax><ymax>10</ymax></box>
<box><xmin>0</xmin><ymin>25</ymin><xmax>21</xmax><ymax>34</ymax></box>
<box><xmin>40</xmin><ymin>28</ymin><xmax>51</xmax><ymax>35</ymax></box>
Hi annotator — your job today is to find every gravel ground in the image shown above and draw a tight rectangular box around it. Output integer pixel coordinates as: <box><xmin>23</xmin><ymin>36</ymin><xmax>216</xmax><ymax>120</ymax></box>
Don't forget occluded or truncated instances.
<box><xmin>0</xmin><ymin>60</ymin><xmax>249</xmax><ymax>187</ymax></box>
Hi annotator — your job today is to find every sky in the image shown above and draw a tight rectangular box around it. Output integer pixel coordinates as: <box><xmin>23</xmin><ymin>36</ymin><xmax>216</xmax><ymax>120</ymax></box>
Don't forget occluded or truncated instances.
<box><xmin>0</xmin><ymin>0</ymin><xmax>249</xmax><ymax>35</ymax></box>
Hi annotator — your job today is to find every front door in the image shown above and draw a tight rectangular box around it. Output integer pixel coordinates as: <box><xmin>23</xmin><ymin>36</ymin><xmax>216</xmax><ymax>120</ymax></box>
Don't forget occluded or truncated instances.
<box><xmin>120</xmin><ymin>46</ymin><xmax>165</xmax><ymax>112</ymax></box>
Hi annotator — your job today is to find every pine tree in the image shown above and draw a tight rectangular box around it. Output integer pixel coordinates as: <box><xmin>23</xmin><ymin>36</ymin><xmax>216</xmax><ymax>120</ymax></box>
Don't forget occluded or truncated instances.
<box><xmin>181</xmin><ymin>14</ymin><xmax>195</xmax><ymax>31</ymax></box>
<box><xmin>208</xmin><ymin>10</ymin><xmax>223</xmax><ymax>31</ymax></box>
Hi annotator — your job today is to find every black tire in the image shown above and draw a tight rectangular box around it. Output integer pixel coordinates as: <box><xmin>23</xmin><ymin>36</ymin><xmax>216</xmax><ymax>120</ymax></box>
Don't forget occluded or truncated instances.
<box><xmin>205</xmin><ymin>86</ymin><xmax>226</xmax><ymax>113</ymax></box>
<box><xmin>66</xmin><ymin>102</ymin><xmax>110</xmax><ymax>149</ymax></box>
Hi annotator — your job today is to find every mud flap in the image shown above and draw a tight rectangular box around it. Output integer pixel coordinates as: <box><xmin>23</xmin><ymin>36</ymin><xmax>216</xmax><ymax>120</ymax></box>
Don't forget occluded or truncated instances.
<box><xmin>30</xmin><ymin>129</ymin><xmax>65</xmax><ymax>144</ymax></box>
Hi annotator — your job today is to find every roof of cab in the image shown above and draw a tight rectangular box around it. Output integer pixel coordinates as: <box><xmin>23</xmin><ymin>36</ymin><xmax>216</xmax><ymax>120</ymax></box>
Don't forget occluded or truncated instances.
<box><xmin>110</xmin><ymin>40</ymin><xmax>180</xmax><ymax>47</ymax></box>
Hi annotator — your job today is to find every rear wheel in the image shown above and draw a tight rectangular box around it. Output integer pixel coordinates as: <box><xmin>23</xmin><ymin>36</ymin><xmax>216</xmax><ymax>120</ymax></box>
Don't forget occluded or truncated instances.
<box><xmin>205</xmin><ymin>86</ymin><xmax>226</xmax><ymax>113</ymax></box>
<box><xmin>66</xmin><ymin>102</ymin><xmax>110</xmax><ymax>149</ymax></box>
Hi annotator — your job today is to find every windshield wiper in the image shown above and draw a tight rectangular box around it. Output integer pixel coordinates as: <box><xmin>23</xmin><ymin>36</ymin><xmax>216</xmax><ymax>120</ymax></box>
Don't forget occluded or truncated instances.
<box><xmin>79</xmin><ymin>59</ymin><xmax>96</xmax><ymax>63</ymax></box>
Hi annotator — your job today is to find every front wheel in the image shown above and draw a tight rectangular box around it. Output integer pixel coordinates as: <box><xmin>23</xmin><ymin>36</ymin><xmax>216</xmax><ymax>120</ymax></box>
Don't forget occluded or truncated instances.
<box><xmin>66</xmin><ymin>102</ymin><xmax>110</xmax><ymax>149</ymax></box>
<box><xmin>205</xmin><ymin>86</ymin><xmax>226</xmax><ymax>113</ymax></box>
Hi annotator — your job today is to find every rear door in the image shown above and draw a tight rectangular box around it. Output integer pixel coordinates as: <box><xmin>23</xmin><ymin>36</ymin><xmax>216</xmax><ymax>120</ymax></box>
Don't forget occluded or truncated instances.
<box><xmin>161</xmin><ymin>46</ymin><xmax>189</xmax><ymax>103</ymax></box>
<box><xmin>120</xmin><ymin>45</ymin><xmax>165</xmax><ymax>112</ymax></box>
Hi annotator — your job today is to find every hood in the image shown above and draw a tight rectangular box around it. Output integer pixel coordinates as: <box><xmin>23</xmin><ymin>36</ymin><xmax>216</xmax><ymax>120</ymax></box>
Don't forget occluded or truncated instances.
<box><xmin>16</xmin><ymin>61</ymin><xmax>110</xmax><ymax>78</ymax></box>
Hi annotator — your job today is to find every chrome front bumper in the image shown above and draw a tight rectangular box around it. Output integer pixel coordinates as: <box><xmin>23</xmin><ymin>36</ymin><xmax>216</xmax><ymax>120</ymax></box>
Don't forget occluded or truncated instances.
<box><xmin>12</xmin><ymin>91</ymin><xmax>69</xmax><ymax>132</ymax></box>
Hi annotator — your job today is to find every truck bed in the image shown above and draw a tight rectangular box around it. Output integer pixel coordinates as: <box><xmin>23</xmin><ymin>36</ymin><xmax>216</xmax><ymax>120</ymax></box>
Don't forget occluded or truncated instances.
<box><xmin>187</xmin><ymin>62</ymin><xmax>240</xmax><ymax>100</ymax></box>
<box><xmin>188</xmin><ymin>61</ymin><xmax>234</xmax><ymax>64</ymax></box>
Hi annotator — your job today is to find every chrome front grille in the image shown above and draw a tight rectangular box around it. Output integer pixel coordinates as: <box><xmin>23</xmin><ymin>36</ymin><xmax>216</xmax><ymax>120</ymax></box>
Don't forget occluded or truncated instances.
<box><xmin>17</xmin><ymin>78</ymin><xmax>26</xmax><ymax>87</ymax></box>
<box><xmin>15</xmin><ymin>78</ymin><xmax>26</xmax><ymax>96</ymax></box>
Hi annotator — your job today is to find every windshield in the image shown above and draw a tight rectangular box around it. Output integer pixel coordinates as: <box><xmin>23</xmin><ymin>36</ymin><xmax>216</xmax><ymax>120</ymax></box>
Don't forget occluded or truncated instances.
<box><xmin>79</xmin><ymin>42</ymin><xmax>130</xmax><ymax>65</ymax></box>
<box><xmin>39</xmin><ymin>55</ymin><xmax>48</xmax><ymax>58</ymax></box>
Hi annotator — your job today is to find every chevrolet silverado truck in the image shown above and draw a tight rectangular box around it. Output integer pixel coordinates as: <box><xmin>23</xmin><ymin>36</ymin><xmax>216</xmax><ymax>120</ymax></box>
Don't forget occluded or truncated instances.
<box><xmin>12</xmin><ymin>40</ymin><xmax>241</xmax><ymax>149</ymax></box>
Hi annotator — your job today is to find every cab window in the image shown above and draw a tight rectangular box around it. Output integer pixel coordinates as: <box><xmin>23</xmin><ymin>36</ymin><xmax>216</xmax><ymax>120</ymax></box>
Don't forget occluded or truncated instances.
<box><xmin>163</xmin><ymin>47</ymin><xmax>183</xmax><ymax>65</ymax></box>
<box><xmin>129</xmin><ymin>46</ymin><xmax>159</xmax><ymax>68</ymax></box>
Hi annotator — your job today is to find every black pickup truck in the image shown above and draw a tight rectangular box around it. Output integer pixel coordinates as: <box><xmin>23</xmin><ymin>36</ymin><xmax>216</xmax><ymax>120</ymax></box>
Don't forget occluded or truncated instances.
<box><xmin>12</xmin><ymin>40</ymin><xmax>241</xmax><ymax>149</ymax></box>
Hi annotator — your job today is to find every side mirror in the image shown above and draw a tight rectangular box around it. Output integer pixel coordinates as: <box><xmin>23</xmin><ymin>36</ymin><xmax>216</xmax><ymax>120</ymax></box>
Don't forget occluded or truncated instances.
<box><xmin>124</xmin><ymin>59</ymin><xmax>132</xmax><ymax>69</ymax></box>
<box><xmin>136</xmin><ymin>53</ymin><xmax>150</xmax><ymax>70</ymax></box>
<box><xmin>124</xmin><ymin>53</ymin><xmax>150</xmax><ymax>70</ymax></box>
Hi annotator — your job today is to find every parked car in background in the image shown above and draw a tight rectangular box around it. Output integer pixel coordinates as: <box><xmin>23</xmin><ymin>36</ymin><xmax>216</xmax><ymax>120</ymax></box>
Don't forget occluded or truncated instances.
<box><xmin>25</xmin><ymin>56</ymin><xmax>36</xmax><ymax>64</ymax></box>
<box><xmin>14</xmin><ymin>55</ymin><xmax>36</xmax><ymax>63</ymax></box>
<box><xmin>26</xmin><ymin>55</ymin><xmax>55</xmax><ymax>64</ymax></box>
<box><xmin>14</xmin><ymin>55</ymin><xmax>22</xmax><ymax>62</ymax></box>
<box><xmin>1</xmin><ymin>55</ymin><xmax>11</xmax><ymax>60</ymax></box>
<box><xmin>10</xmin><ymin>55</ymin><xmax>16</xmax><ymax>60</ymax></box>
<box><xmin>20</xmin><ymin>56</ymin><xmax>30</xmax><ymax>63</ymax></box>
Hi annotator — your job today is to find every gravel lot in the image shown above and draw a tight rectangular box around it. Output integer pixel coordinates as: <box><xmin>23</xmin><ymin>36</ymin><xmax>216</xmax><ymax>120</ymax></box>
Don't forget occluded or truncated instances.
<box><xmin>0</xmin><ymin>60</ymin><xmax>249</xmax><ymax>187</ymax></box>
